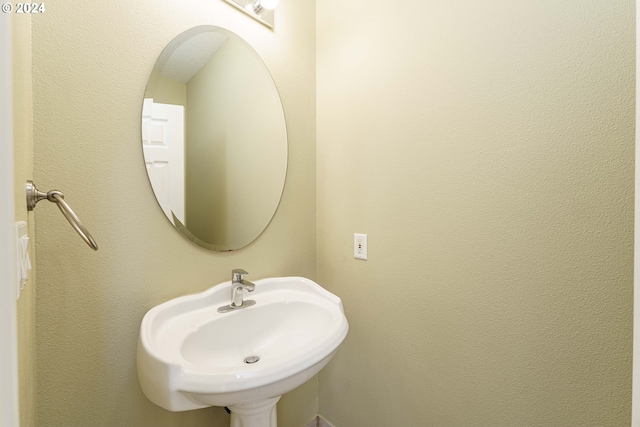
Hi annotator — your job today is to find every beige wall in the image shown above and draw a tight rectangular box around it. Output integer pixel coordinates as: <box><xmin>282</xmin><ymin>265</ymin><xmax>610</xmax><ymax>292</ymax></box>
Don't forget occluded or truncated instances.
<box><xmin>186</xmin><ymin>35</ymin><xmax>287</xmax><ymax>249</ymax></box>
<box><xmin>31</xmin><ymin>1</ymin><xmax>316</xmax><ymax>426</ymax></box>
<box><xmin>13</xmin><ymin>14</ymin><xmax>36</xmax><ymax>427</ymax></box>
<box><xmin>317</xmin><ymin>1</ymin><xmax>634</xmax><ymax>426</ymax></box>
<box><xmin>25</xmin><ymin>1</ymin><xmax>635</xmax><ymax>426</ymax></box>
<box><xmin>152</xmin><ymin>75</ymin><xmax>187</xmax><ymax>106</ymax></box>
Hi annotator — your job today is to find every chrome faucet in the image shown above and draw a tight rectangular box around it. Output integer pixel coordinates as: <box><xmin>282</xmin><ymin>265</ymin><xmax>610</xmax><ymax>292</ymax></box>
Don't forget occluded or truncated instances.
<box><xmin>231</xmin><ymin>269</ymin><xmax>255</xmax><ymax>306</ymax></box>
<box><xmin>218</xmin><ymin>269</ymin><xmax>256</xmax><ymax>313</ymax></box>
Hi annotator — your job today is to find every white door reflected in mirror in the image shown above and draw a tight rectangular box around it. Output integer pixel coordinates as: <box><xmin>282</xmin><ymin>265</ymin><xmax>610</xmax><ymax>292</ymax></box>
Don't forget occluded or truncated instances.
<box><xmin>142</xmin><ymin>99</ymin><xmax>185</xmax><ymax>226</ymax></box>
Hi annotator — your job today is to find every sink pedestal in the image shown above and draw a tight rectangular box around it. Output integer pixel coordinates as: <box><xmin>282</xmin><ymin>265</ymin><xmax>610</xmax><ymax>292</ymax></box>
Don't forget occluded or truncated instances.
<box><xmin>228</xmin><ymin>397</ymin><xmax>280</xmax><ymax>427</ymax></box>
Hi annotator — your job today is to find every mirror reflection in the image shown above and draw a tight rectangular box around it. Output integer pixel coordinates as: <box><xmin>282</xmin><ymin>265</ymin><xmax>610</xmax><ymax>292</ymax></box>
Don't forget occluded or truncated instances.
<box><xmin>142</xmin><ymin>26</ymin><xmax>288</xmax><ymax>251</ymax></box>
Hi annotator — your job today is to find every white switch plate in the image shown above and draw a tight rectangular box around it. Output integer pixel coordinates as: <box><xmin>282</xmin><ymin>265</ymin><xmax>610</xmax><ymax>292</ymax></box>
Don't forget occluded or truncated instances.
<box><xmin>354</xmin><ymin>233</ymin><xmax>367</xmax><ymax>260</ymax></box>
<box><xmin>15</xmin><ymin>221</ymin><xmax>30</xmax><ymax>299</ymax></box>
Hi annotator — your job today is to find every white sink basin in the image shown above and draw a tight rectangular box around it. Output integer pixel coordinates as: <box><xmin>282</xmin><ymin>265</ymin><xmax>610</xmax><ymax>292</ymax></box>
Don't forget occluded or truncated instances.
<box><xmin>137</xmin><ymin>276</ymin><xmax>348</xmax><ymax>426</ymax></box>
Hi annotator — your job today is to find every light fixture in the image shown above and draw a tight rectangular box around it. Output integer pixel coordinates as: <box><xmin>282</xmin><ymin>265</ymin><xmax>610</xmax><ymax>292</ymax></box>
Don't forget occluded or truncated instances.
<box><xmin>251</xmin><ymin>0</ymin><xmax>278</xmax><ymax>14</ymax></box>
<box><xmin>223</xmin><ymin>0</ymin><xmax>278</xmax><ymax>29</ymax></box>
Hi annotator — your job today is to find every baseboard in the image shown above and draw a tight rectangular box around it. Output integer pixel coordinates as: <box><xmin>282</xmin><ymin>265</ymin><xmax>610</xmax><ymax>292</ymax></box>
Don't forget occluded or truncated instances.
<box><xmin>305</xmin><ymin>415</ymin><xmax>335</xmax><ymax>427</ymax></box>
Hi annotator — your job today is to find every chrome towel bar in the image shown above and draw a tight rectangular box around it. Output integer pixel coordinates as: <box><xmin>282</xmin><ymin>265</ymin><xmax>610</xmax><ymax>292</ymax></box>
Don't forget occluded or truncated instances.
<box><xmin>26</xmin><ymin>180</ymin><xmax>98</xmax><ymax>251</ymax></box>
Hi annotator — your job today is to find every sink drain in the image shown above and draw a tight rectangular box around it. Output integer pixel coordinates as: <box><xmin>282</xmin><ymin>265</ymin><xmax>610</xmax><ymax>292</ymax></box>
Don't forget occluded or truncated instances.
<box><xmin>244</xmin><ymin>355</ymin><xmax>260</xmax><ymax>364</ymax></box>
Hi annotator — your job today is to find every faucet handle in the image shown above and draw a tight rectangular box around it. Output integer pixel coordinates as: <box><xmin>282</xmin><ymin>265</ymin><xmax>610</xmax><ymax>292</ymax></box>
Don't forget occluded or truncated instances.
<box><xmin>232</xmin><ymin>268</ymin><xmax>248</xmax><ymax>282</ymax></box>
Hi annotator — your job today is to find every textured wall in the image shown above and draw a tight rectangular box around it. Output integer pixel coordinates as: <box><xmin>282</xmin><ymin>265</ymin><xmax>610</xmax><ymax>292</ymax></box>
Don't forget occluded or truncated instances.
<box><xmin>29</xmin><ymin>1</ymin><xmax>636</xmax><ymax>426</ymax></box>
<box><xmin>12</xmin><ymin>13</ymin><xmax>36</xmax><ymax>427</ymax></box>
<box><xmin>13</xmin><ymin>14</ymin><xmax>37</xmax><ymax>427</ymax></box>
<box><xmin>317</xmin><ymin>1</ymin><xmax>634</xmax><ymax>426</ymax></box>
<box><xmin>32</xmin><ymin>1</ymin><xmax>316</xmax><ymax>426</ymax></box>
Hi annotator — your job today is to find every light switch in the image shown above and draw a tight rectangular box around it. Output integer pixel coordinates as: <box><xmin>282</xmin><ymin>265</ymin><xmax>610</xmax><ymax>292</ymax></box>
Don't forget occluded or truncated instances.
<box><xmin>15</xmin><ymin>221</ymin><xmax>31</xmax><ymax>299</ymax></box>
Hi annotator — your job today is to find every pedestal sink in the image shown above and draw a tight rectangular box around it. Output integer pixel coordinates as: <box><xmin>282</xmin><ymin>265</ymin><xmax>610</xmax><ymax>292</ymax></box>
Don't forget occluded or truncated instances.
<box><xmin>137</xmin><ymin>276</ymin><xmax>349</xmax><ymax>427</ymax></box>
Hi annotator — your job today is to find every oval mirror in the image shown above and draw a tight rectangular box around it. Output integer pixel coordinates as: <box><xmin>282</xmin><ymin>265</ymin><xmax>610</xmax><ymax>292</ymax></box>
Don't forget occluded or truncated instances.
<box><xmin>141</xmin><ymin>26</ymin><xmax>287</xmax><ymax>251</ymax></box>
